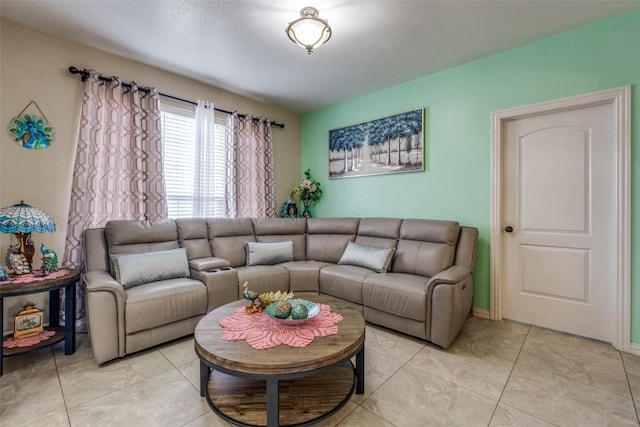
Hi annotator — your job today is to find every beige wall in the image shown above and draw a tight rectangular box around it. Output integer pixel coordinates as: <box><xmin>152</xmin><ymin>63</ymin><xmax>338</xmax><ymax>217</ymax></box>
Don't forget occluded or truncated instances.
<box><xmin>0</xmin><ymin>18</ymin><xmax>301</xmax><ymax>329</ymax></box>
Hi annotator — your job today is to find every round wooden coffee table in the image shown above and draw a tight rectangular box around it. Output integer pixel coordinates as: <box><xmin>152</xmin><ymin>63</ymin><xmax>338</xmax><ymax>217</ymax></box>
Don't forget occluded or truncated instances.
<box><xmin>194</xmin><ymin>294</ymin><xmax>365</xmax><ymax>427</ymax></box>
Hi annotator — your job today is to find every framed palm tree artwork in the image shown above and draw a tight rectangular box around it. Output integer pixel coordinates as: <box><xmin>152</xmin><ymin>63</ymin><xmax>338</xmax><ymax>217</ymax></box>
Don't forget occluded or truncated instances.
<box><xmin>328</xmin><ymin>108</ymin><xmax>424</xmax><ymax>179</ymax></box>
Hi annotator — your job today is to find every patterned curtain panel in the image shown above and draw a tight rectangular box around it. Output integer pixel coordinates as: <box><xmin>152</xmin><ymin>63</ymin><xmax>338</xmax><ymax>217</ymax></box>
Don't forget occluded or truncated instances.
<box><xmin>227</xmin><ymin>113</ymin><xmax>276</xmax><ymax>218</ymax></box>
<box><xmin>62</xmin><ymin>70</ymin><xmax>167</xmax><ymax>323</ymax></box>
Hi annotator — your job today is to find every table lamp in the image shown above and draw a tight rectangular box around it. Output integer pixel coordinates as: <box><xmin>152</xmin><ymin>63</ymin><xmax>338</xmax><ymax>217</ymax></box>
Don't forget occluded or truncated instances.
<box><xmin>0</xmin><ymin>201</ymin><xmax>56</xmax><ymax>273</ymax></box>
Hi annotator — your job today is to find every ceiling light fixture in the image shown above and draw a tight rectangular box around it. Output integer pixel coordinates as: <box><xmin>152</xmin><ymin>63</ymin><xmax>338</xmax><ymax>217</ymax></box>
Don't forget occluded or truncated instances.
<box><xmin>286</xmin><ymin>6</ymin><xmax>332</xmax><ymax>55</ymax></box>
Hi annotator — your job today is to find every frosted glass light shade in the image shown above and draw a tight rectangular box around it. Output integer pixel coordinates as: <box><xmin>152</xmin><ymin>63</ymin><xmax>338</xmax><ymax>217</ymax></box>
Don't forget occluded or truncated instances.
<box><xmin>286</xmin><ymin>7</ymin><xmax>332</xmax><ymax>54</ymax></box>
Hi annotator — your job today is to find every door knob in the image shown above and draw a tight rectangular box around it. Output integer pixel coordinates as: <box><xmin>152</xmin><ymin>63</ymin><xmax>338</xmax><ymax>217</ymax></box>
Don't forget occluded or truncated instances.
<box><xmin>504</xmin><ymin>226</ymin><xmax>513</xmax><ymax>233</ymax></box>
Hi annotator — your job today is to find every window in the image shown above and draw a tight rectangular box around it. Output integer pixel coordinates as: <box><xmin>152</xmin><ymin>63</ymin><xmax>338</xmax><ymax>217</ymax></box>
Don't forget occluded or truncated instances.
<box><xmin>160</xmin><ymin>105</ymin><xmax>228</xmax><ymax>219</ymax></box>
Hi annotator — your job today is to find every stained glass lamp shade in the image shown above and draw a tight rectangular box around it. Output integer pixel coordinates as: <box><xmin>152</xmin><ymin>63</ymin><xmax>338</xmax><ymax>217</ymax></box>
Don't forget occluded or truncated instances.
<box><xmin>0</xmin><ymin>201</ymin><xmax>56</xmax><ymax>271</ymax></box>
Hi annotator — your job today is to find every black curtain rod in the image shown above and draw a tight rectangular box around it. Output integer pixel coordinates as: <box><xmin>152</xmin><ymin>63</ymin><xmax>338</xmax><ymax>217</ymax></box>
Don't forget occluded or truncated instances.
<box><xmin>68</xmin><ymin>66</ymin><xmax>284</xmax><ymax>129</ymax></box>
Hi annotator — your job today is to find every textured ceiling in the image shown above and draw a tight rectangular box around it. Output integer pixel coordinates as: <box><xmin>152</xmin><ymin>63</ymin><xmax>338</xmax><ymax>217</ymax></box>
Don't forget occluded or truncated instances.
<box><xmin>1</xmin><ymin>0</ymin><xmax>638</xmax><ymax>113</ymax></box>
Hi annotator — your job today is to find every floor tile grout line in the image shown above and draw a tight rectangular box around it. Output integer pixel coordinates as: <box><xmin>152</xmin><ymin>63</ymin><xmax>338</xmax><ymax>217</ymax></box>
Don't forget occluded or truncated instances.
<box><xmin>349</xmin><ymin>338</ymin><xmax>425</xmax><ymax>427</ymax></box>
<box><xmin>346</xmin><ymin>405</ymin><xmax>399</xmax><ymax>427</ymax></box>
<box><xmin>170</xmin><ymin>343</ymin><xmax>232</xmax><ymax>425</ymax></box>
<box><xmin>56</xmin><ymin>361</ymin><xmax>73</xmax><ymax>426</ymax></box>
<box><xmin>52</xmin><ymin>344</ymin><xmax>73</xmax><ymax>427</ymax></box>
<box><xmin>487</xmin><ymin>323</ymin><xmax>528</xmax><ymax>426</ymax></box>
<box><xmin>13</xmin><ymin>323</ymin><xmax>637</xmax><ymax>427</ymax></box>
<box><xmin>3</xmin><ymin>338</ymin><xmax>78</xmax><ymax>426</ymax></box>
<box><xmin>515</xmin><ymin>327</ymin><xmax>637</xmax><ymax>400</ymax></box>
<box><xmin>332</xmin><ymin>401</ymin><xmax>362</xmax><ymax>427</ymax></box>
<box><xmin>158</xmin><ymin>342</ymin><xmax>222</xmax><ymax>427</ymax></box>
<box><xmin>156</xmin><ymin>345</ymin><xmax>203</xmax><ymax>396</ymax></box>
<box><xmin>620</xmin><ymin>354</ymin><xmax>640</xmax><ymax>424</ymax></box>
<box><xmin>59</xmin><ymin>348</ymin><xmax>173</xmax><ymax>414</ymax></box>
<box><xmin>69</xmin><ymin>344</ymin><xmax>210</xmax><ymax>427</ymax></box>
<box><xmin>362</xmin><ymin>346</ymin><xmax>420</xmax><ymax>427</ymax></box>
<box><xmin>363</xmin><ymin>327</ymin><xmax>535</xmax><ymax>426</ymax></box>
<box><xmin>486</xmin><ymin>324</ymin><xmax>562</xmax><ymax>427</ymax></box>
<box><xmin>399</xmin><ymin>341</ymin><xmax>515</xmax><ymax>409</ymax></box>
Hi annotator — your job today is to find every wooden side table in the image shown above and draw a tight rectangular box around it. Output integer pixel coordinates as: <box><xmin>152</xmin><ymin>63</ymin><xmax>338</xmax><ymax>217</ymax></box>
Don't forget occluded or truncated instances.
<box><xmin>0</xmin><ymin>268</ymin><xmax>80</xmax><ymax>377</ymax></box>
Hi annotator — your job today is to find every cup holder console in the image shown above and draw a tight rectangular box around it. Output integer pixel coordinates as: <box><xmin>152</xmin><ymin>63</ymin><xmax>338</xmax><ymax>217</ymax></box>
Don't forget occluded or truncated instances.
<box><xmin>206</xmin><ymin>267</ymin><xmax>233</xmax><ymax>273</ymax></box>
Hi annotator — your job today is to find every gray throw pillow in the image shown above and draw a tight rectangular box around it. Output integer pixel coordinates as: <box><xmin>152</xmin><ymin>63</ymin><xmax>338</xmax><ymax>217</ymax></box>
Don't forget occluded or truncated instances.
<box><xmin>245</xmin><ymin>241</ymin><xmax>294</xmax><ymax>266</ymax></box>
<box><xmin>111</xmin><ymin>248</ymin><xmax>190</xmax><ymax>289</ymax></box>
<box><xmin>338</xmin><ymin>242</ymin><xmax>395</xmax><ymax>273</ymax></box>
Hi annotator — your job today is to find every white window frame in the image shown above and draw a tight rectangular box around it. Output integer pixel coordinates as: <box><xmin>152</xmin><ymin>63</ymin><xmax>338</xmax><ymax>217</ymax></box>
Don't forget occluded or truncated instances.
<box><xmin>160</xmin><ymin>103</ymin><xmax>228</xmax><ymax>219</ymax></box>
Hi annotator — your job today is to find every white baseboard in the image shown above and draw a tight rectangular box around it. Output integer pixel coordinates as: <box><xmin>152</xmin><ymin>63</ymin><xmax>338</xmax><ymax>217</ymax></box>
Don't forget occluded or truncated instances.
<box><xmin>472</xmin><ymin>307</ymin><xmax>490</xmax><ymax>319</ymax></box>
<box><xmin>629</xmin><ymin>343</ymin><xmax>640</xmax><ymax>356</ymax></box>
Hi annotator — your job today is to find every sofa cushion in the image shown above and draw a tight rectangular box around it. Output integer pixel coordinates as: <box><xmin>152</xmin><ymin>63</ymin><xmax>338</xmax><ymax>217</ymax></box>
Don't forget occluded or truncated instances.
<box><xmin>245</xmin><ymin>241</ymin><xmax>294</xmax><ymax>266</ymax></box>
<box><xmin>356</xmin><ymin>217</ymin><xmax>401</xmax><ymax>238</ymax></box>
<box><xmin>392</xmin><ymin>219</ymin><xmax>461</xmax><ymax>277</ymax></box>
<box><xmin>252</xmin><ymin>218</ymin><xmax>307</xmax><ymax>261</ymax></box>
<box><xmin>338</xmin><ymin>242</ymin><xmax>395</xmax><ymax>273</ymax></box>
<box><xmin>253</xmin><ymin>218</ymin><xmax>307</xmax><ymax>235</ymax></box>
<box><xmin>307</xmin><ymin>217</ymin><xmax>360</xmax><ymax>234</ymax></box>
<box><xmin>124</xmin><ymin>277</ymin><xmax>207</xmax><ymax>334</ymax></box>
<box><xmin>252</xmin><ymin>218</ymin><xmax>306</xmax><ymax>260</ymax></box>
<box><xmin>111</xmin><ymin>248</ymin><xmax>190</xmax><ymax>289</ymax></box>
<box><xmin>106</xmin><ymin>219</ymin><xmax>180</xmax><ymax>276</ymax></box>
<box><xmin>236</xmin><ymin>265</ymin><xmax>290</xmax><ymax>295</ymax></box>
<box><xmin>282</xmin><ymin>260</ymin><xmax>331</xmax><ymax>292</ymax></box>
<box><xmin>255</xmin><ymin>235</ymin><xmax>305</xmax><ymax>260</ymax></box>
<box><xmin>207</xmin><ymin>218</ymin><xmax>255</xmax><ymax>267</ymax></box>
<box><xmin>188</xmin><ymin>257</ymin><xmax>230</xmax><ymax>271</ymax></box>
<box><xmin>307</xmin><ymin>233</ymin><xmax>355</xmax><ymax>264</ymax></box>
<box><xmin>176</xmin><ymin>218</ymin><xmax>211</xmax><ymax>260</ymax></box>
<box><xmin>363</xmin><ymin>273</ymin><xmax>430</xmax><ymax>322</ymax></box>
<box><xmin>399</xmin><ymin>219</ymin><xmax>460</xmax><ymax>243</ymax></box>
<box><xmin>106</xmin><ymin>219</ymin><xmax>179</xmax><ymax>260</ymax></box>
<box><xmin>354</xmin><ymin>218</ymin><xmax>400</xmax><ymax>254</ymax></box>
<box><xmin>306</xmin><ymin>218</ymin><xmax>359</xmax><ymax>263</ymax></box>
<box><xmin>319</xmin><ymin>264</ymin><xmax>375</xmax><ymax>304</ymax></box>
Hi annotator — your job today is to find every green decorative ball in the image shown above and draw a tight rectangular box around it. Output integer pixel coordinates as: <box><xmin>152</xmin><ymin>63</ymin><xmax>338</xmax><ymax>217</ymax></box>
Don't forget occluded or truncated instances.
<box><xmin>274</xmin><ymin>301</ymin><xmax>292</xmax><ymax>319</ymax></box>
<box><xmin>291</xmin><ymin>303</ymin><xmax>309</xmax><ymax>320</ymax></box>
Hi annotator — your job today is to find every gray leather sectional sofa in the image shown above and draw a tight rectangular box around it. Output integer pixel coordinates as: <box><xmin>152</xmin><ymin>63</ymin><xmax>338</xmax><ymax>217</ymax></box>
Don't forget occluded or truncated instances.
<box><xmin>83</xmin><ymin>217</ymin><xmax>478</xmax><ymax>364</ymax></box>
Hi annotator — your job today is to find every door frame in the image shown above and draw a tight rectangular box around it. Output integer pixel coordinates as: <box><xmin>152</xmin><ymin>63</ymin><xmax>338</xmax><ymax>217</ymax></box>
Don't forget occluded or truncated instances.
<box><xmin>489</xmin><ymin>86</ymin><xmax>631</xmax><ymax>351</ymax></box>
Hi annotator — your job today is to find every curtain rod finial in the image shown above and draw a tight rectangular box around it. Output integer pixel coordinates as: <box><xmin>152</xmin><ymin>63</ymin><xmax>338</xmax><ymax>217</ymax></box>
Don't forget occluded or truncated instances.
<box><xmin>68</xmin><ymin>66</ymin><xmax>89</xmax><ymax>82</ymax></box>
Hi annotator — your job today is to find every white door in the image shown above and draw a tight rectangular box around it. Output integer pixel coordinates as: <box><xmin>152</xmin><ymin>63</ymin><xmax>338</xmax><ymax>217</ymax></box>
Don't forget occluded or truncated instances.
<box><xmin>501</xmin><ymin>102</ymin><xmax>616</xmax><ymax>342</ymax></box>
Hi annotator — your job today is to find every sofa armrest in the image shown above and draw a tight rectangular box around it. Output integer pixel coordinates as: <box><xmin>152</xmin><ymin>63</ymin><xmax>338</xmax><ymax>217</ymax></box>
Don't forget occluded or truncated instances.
<box><xmin>426</xmin><ymin>264</ymin><xmax>474</xmax><ymax>349</ymax></box>
<box><xmin>427</xmin><ymin>264</ymin><xmax>471</xmax><ymax>287</ymax></box>
<box><xmin>189</xmin><ymin>257</ymin><xmax>231</xmax><ymax>272</ymax></box>
<box><xmin>84</xmin><ymin>270</ymin><xmax>126</xmax><ymax>364</ymax></box>
<box><xmin>84</xmin><ymin>270</ymin><xmax>126</xmax><ymax>295</ymax></box>
<box><xmin>191</xmin><ymin>267</ymin><xmax>239</xmax><ymax>312</ymax></box>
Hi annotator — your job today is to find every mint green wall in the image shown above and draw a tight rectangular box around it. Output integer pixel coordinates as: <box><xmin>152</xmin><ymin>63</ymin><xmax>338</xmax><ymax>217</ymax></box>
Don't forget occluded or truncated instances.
<box><xmin>301</xmin><ymin>10</ymin><xmax>640</xmax><ymax>341</ymax></box>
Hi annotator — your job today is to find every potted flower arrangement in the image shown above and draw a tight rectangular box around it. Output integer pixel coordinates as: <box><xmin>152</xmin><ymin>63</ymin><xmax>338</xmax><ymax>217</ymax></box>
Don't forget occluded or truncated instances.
<box><xmin>290</xmin><ymin>169</ymin><xmax>323</xmax><ymax>218</ymax></box>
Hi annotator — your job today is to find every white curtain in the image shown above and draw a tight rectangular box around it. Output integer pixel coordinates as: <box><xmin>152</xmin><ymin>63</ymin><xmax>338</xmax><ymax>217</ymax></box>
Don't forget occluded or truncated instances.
<box><xmin>193</xmin><ymin>100</ymin><xmax>218</xmax><ymax>217</ymax></box>
<box><xmin>223</xmin><ymin>115</ymin><xmax>237</xmax><ymax>218</ymax></box>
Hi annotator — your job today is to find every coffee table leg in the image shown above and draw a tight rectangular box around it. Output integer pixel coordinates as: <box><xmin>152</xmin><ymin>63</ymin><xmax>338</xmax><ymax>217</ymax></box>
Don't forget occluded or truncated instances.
<box><xmin>199</xmin><ymin>361</ymin><xmax>209</xmax><ymax>397</ymax></box>
<box><xmin>356</xmin><ymin>345</ymin><xmax>365</xmax><ymax>394</ymax></box>
<box><xmin>266</xmin><ymin>377</ymin><xmax>279</xmax><ymax>427</ymax></box>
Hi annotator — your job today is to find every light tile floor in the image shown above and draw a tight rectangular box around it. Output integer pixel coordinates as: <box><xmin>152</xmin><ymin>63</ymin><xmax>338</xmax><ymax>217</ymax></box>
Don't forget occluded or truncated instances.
<box><xmin>1</xmin><ymin>317</ymin><xmax>639</xmax><ymax>426</ymax></box>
